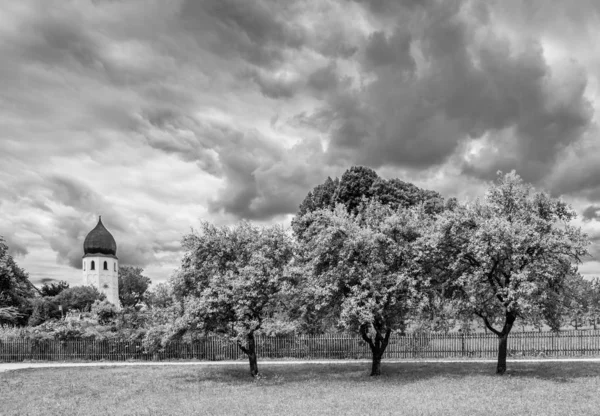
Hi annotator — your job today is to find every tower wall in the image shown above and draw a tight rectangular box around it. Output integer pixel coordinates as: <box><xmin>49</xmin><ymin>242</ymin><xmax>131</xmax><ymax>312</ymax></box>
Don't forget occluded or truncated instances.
<box><xmin>82</xmin><ymin>256</ymin><xmax>120</xmax><ymax>309</ymax></box>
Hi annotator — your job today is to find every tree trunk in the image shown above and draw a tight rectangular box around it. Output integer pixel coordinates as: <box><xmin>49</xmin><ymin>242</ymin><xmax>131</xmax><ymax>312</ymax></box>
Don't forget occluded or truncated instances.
<box><xmin>497</xmin><ymin>333</ymin><xmax>509</xmax><ymax>375</ymax></box>
<box><xmin>371</xmin><ymin>351</ymin><xmax>383</xmax><ymax>376</ymax></box>
<box><xmin>238</xmin><ymin>332</ymin><xmax>259</xmax><ymax>378</ymax></box>
<box><xmin>496</xmin><ymin>312</ymin><xmax>516</xmax><ymax>375</ymax></box>
<box><xmin>480</xmin><ymin>311</ymin><xmax>516</xmax><ymax>375</ymax></box>
<box><xmin>360</xmin><ymin>323</ymin><xmax>391</xmax><ymax>377</ymax></box>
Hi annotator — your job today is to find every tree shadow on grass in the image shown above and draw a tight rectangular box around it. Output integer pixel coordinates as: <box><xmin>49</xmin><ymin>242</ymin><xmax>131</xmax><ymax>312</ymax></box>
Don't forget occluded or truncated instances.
<box><xmin>169</xmin><ymin>360</ymin><xmax>600</xmax><ymax>387</ymax></box>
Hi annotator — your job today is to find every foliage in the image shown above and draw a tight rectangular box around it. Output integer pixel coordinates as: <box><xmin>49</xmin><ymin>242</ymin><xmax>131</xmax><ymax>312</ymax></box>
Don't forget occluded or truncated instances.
<box><xmin>419</xmin><ymin>171</ymin><xmax>590</xmax><ymax>373</ymax></box>
<box><xmin>0</xmin><ymin>306</ymin><xmax>22</xmax><ymax>325</ymax></box>
<box><xmin>144</xmin><ymin>282</ymin><xmax>174</xmax><ymax>309</ymax></box>
<box><xmin>27</xmin><ymin>297</ymin><xmax>61</xmax><ymax>326</ymax></box>
<box><xmin>54</xmin><ymin>285</ymin><xmax>106</xmax><ymax>313</ymax></box>
<box><xmin>333</xmin><ymin>166</ymin><xmax>379</xmax><ymax>213</ymax></box>
<box><xmin>91</xmin><ymin>299</ymin><xmax>118</xmax><ymax>324</ymax></box>
<box><xmin>172</xmin><ymin>221</ymin><xmax>295</xmax><ymax>376</ymax></box>
<box><xmin>295</xmin><ymin>201</ymin><xmax>430</xmax><ymax>375</ymax></box>
<box><xmin>588</xmin><ymin>278</ymin><xmax>600</xmax><ymax>329</ymax></box>
<box><xmin>118</xmin><ymin>266</ymin><xmax>152</xmax><ymax>308</ymax></box>
<box><xmin>292</xmin><ymin>166</ymin><xmax>444</xmax><ymax>239</ymax></box>
<box><xmin>0</xmin><ymin>323</ymin><xmax>29</xmax><ymax>337</ymax></box>
<box><xmin>296</xmin><ymin>176</ymin><xmax>339</xmax><ymax>217</ymax></box>
<box><xmin>40</xmin><ymin>280</ymin><xmax>70</xmax><ymax>297</ymax></box>
<box><xmin>370</xmin><ymin>177</ymin><xmax>444</xmax><ymax>214</ymax></box>
<box><xmin>1</xmin><ymin>301</ymin><xmax>184</xmax><ymax>342</ymax></box>
<box><xmin>549</xmin><ymin>275</ymin><xmax>600</xmax><ymax>330</ymax></box>
<box><xmin>0</xmin><ymin>237</ymin><xmax>37</xmax><ymax>324</ymax></box>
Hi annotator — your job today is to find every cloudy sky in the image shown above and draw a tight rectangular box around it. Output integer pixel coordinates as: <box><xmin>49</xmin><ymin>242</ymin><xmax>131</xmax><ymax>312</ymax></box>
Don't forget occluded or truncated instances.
<box><xmin>2</xmin><ymin>0</ymin><xmax>600</xmax><ymax>286</ymax></box>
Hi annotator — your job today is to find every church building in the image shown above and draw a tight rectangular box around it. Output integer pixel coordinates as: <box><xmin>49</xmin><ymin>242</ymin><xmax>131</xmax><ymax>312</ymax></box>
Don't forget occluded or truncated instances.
<box><xmin>82</xmin><ymin>216</ymin><xmax>120</xmax><ymax>308</ymax></box>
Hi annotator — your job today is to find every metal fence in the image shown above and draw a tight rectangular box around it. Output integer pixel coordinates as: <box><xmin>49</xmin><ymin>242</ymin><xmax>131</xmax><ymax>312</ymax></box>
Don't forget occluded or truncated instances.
<box><xmin>2</xmin><ymin>330</ymin><xmax>600</xmax><ymax>362</ymax></box>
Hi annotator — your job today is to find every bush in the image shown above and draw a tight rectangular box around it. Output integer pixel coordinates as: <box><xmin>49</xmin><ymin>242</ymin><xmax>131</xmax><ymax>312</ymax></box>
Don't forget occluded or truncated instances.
<box><xmin>28</xmin><ymin>298</ymin><xmax>61</xmax><ymax>326</ymax></box>
<box><xmin>91</xmin><ymin>300</ymin><xmax>118</xmax><ymax>325</ymax></box>
<box><xmin>54</xmin><ymin>286</ymin><xmax>106</xmax><ymax>313</ymax></box>
<box><xmin>0</xmin><ymin>306</ymin><xmax>23</xmax><ymax>325</ymax></box>
<box><xmin>144</xmin><ymin>282</ymin><xmax>174</xmax><ymax>309</ymax></box>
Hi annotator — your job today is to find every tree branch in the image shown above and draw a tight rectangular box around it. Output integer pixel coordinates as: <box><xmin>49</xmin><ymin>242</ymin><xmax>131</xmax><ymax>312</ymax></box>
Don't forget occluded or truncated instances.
<box><xmin>381</xmin><ymin>328</ymin><xmax>392</xmax><ymax>351</ymax></box>
<box><xmin>359</xmin><ymin>324</ymin><xmax>375</xmax><ymax>350</ymax></box>
<box><xmin>237</xmin><ymin>341</ymin><xmax>249</xmax><ymax>355</ymax></box>
<box><xmin>474</xmin><ymin>311</ymin><xmax>502</xmax><ymax>337</ymax></box>
<box><xmin>463</xmin><ymin>253</ymin><xmax>481</xmax><ymax>267</ymax></box>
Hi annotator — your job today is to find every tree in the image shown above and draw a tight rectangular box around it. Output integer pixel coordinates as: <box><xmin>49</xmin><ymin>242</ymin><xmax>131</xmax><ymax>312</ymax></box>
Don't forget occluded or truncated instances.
<box><xmin>562</xmin><ymin>274</ymin><xmax>592</xmax><ymax>330</ymax></box>
<box><xmin>0</xmin><ymin>237</ymin><xmax>37</xmax><ymax>325</ymax></box>
<box><xmin>54</xmin><ymin>286</ymin><xmax>105</xmax><ymax>313</ymax></box>
<box><xmin>589</xmin><ymin>278</ymin><xmax>600</xmax><ymax>329</ymax></box>
<box><xmin>144</xmin><ymin>282</ymin><xmax>174</xmax><ymax>309</ymax></box>
<box><xmin>118</xmin><ymin>266</ymin><xmax>152</xmax><ymax>308</ymax></box>
<box><xmin>297</xmin><ymin>176</ymin><xmax>339</xmax><ymax>217</ymax></box>
<box><xmin>521</xmin><ymin>270</ymin><xmax>585</xmax><ymax>332</ymax></box>
<box><xmin>27</xmin><ymin>297</ymin><xmax>61</xmax><ymax>326</ymax></box>
<box><xmin>171</xmin><ymin>221</ymin><xmax>294</xmax><ymax>377</ymax></box>
<box><xmin>333</xmin><ymin>166</ymin><xmax>379</xmax><ymax>213</ymax></box>
<box><xmin>40</xmin><ymin>281</ymin><xmax>70</xmax><ymax>297</ymax></box>
<box><xmin>370</xmin><ymin>178</ymin><xmax>444</xmax><ymax>214</ymax></box>
<box><xmin>296</xmin><ymin>202</ymin><xmax>428</xmax><ymax>376</ymax></box>
<box><xmin>420</xmin><ymin>172</ymin><xmax>589</xmax><ymax>374</ymax></box>
<box><xmin>293</xmin><ymin>167</ymin><xmax>444</xmax><ymax>238</ymax></box>
<box><xmin>0</xmin><ymin>306</ymin><xmax>22</xmax><ymax>325</ymax></box>
<box><xmin>91</xmin><ymin>299</ymin><xmax>118</xmax><ymax>324</ymax></box>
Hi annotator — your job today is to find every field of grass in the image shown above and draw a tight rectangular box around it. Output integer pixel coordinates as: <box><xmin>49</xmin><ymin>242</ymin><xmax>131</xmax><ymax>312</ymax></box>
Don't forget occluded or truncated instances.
<box><xmin>2</xmin><ymin>361</ymin><xmax>600</xmax><ymax>415</ymax></box>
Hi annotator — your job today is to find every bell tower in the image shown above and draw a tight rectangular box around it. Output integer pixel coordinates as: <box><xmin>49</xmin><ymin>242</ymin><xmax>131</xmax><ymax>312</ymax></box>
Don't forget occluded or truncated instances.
<box><xmin>82</xmin><ymin>216</ymin><xmax>120</xmax><ymax>308</ymax></box>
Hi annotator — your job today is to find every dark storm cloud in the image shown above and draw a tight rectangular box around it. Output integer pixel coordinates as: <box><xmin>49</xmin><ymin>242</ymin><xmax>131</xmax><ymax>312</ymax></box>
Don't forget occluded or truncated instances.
<box><xmin>246</xmin><ymin>68</ymin><xmax>300</xmax><ymax>99</ymax></box>
<box><xmin>289</xmin><ymin>0</ymin><xmax>593</xmax><ymax>187</ymax></box>
<box><xmin>46</xmin><ymin>214</ymin><xmax>160</xmax><ymax>270</ymax></box>
<box><xmin>22</xmin><ymin>12</ymin><xmax>102</xmax><ymax>71</ymax></box>
<box><xmin>352</xmin><ymin>0</ymin><xmax>406</xmax><ymax>14</ymax></box>
<box><xmin>138</xmin><ymin>111</ymin><xmax>223</xmax><ymax>176</ymax></box>
<box><xmin>307</xmin><ymin>63</ymin><xmax>345</xmax><ymax>94</ymax></box>
<box><xmin>539</xmin><ymin>126</ymin><xmax>600</xmax><ymax>200</ymax></box>
<box><xmin>141</xmin><ymin>111</ymin><xmax>327</xmax><ymax>220</ymax></box>
<box><xmin>364</xmin><ymin>30</ymin><xmax>415</xmax><ymax>71</ymax></box>
<box><xmin>47</xmin><ymin>214</ymin><xmax>92</xmax><ymax>269</ymax></box>
<box><xmin>207</xmin><ymin>138</ymin><xmax>325</xmax><ymax>220</ymax></box>
<box><xmin>583</xmin><ymin>206</ymin><xmax>600</xmax><ymax>222</ymax></box>
<box><xmin>245</xmin><ymin>62</ymin><xmax>347</xmax><ymax>100</ymax></box>
<box><xmin>4</xmin><ymin>234</ymin><xmax>29</xmax><ymax>258</ymax></box>
<box><xmin>180</xmin><ymin>0</ymin><xmax>305</xmax><ymax>68</ymax></box>
<box><xmin>47</xmin><ymin>175</ymin><xmax>128</xmax><ymax>232</ymax></box>
<box><xmin>43</xmin><ymin>176</ymin><xmax>172</xmax><ymax>269</ymax></box>
<box><xmin>4</xmin><ymin>1</ymin><xmax>188</xmax><ymax>95</ymax></box>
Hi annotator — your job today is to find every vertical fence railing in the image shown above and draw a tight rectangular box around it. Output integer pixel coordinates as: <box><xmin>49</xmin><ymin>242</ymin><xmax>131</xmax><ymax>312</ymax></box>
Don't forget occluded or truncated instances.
<box><xmin>3</xmin><ymin>330</ymin><xmax>600</xmax><ymax>362</ymax></box>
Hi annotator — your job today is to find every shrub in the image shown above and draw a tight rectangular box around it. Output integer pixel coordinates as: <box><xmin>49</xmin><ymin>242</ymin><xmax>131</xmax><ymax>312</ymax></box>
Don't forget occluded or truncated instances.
<box><xmin>91</xmin><ymin>300</ymin><xmax>118</xmax><ymax>325</ymax></box>
<box><xmin>54</xmin><ymin>286</ymin><xmax>106</xmax><ymax>313</ymax></box>
<box><xmin>28</xmin><ymin>298</ymin><xmax>60</xmax><ymax>326</ymax></box>
<box><xmin>0</xmin><ymin>306</ymin><xmax>22</xmax><ymax>325</ymax></box>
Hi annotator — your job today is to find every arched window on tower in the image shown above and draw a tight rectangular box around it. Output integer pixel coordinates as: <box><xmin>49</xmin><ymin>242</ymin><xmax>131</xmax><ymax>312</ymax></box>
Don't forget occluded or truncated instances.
<box><xmin>83</xmin><ymin>261</ymin><xmax>86</xmax><ymax>271</ymax></box>
<box><xmin>91</xmin><ymin>261</ymin><xmax>95</xmax><ymax>270</ymax></box>
<box><xmin>103</xmin><ymin>261</ymin><xmax>108</xmax><ymax>270</ymax></box>
<box><xmin>114</xmin><ymin>263</ymin><xmax>116</xmax><ymax>272</ymax></box>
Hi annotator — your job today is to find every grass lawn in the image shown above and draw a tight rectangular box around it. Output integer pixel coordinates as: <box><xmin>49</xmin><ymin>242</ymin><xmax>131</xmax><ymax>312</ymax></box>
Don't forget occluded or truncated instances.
<box><xmin>2</xmin><ymin>361</ymin><xmax>600</xmax><ymax>416</ymax></box>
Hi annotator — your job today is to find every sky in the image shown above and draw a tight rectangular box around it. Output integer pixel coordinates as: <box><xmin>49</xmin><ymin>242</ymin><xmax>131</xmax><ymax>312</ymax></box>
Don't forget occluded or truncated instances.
<box><xmin>2</xmin><ymin>0</ymin><xmax>600</xmax><ymax>286</ymax></box>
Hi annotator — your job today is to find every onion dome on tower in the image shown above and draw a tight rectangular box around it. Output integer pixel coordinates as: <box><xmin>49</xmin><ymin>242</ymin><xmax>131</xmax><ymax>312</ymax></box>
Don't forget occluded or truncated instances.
<box><xmin>83</xmin><ymin>216</ymin><xmax>117</xmax><ymax>258</ymax></box>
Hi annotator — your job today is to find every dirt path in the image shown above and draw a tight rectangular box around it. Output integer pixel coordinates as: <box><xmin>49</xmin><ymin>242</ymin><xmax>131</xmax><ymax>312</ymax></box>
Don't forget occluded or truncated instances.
<box><xmin>3</xmin><ymin>358</ymin><xmax>600</xmax><ymax>373</ymax></box>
